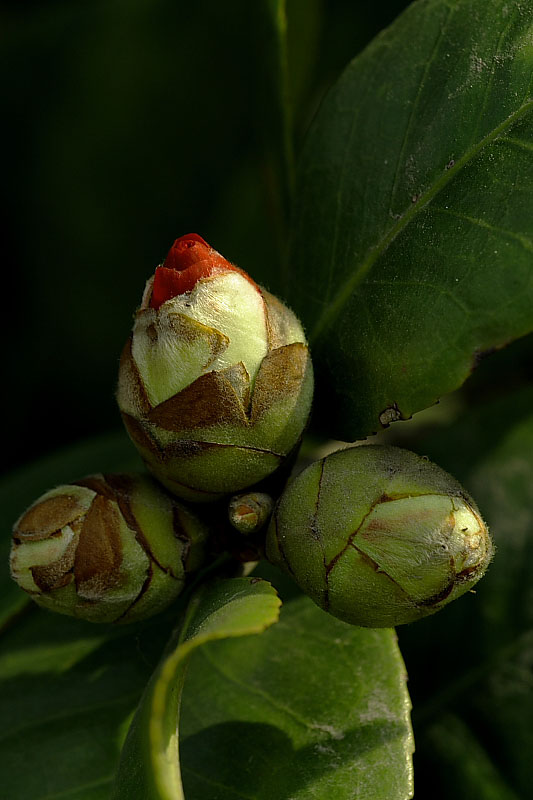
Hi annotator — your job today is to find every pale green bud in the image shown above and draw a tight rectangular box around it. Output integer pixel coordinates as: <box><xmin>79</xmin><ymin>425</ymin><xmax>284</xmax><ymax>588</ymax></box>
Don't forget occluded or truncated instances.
<box><xmin>117</xmin><ymin>235</ymin><xmax>313</xmax><ymax>502</ymax></box>
<box><xmin>10</xmin><ymin>473</ymin><xmax>209</xmax><ymax>623</ymax></box>
<box><xmin>266</xmin><ymin>445</ymin><xmax>493</xmax><ymax>627</ymax></box>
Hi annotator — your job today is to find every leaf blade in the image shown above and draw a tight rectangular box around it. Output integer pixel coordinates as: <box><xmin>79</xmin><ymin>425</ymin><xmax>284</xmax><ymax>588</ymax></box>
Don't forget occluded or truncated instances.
<box><xmin>290</xmin><ymin>0</ymin><xmax>533</xmax><ymax>439</ymax></box>
<box><xmin>180</xmin><ymin>591</ymin><xmax>414</xmax><ymax>800</ymax></box>
<box><xmin>113</xmin><ymin>578</ymin><xmax>281</xmax><ymax>800</ymax></box>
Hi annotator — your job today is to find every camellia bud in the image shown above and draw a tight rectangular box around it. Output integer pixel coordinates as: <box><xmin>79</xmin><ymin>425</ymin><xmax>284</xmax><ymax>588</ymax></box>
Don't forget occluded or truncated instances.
<box><xmin>265</xmin><ymin>445</ymin><xmax>493</xmax><ymax>627</ymax></box>
<box><xmin>10</xmin><ymin>473</ymin><xmax>209</xmax><ymax>623</ymax></box>
<box><xmin>117</xmin><ymin>234</ymin><xmax>313</xmax><ymax>502</ymax></box>
<box><xmin>228</xmin><ymin>492</ymin><xmax>274</xmax><ymax>536</ymax></box>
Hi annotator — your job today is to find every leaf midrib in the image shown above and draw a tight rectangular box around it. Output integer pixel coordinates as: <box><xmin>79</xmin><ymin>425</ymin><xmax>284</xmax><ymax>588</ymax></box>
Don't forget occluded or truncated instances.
<box><xmin>309</xmin><ymin>97</ymin><xmax>533</xmax><ymax>345</ymax></box>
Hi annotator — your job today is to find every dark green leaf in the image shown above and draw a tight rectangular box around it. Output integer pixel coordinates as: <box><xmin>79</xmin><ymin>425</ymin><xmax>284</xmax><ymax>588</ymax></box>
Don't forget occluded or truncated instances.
<box><xmin>0</xmin><ymin>436</ymin><xmax>280</xmax><ymax>800</ymax></box>
<box><xmin>179</xmin><ymin>592</ymin><xmax>414</xmax><ymax>800</ymax></box>
<box><xmin>0</xmin><ymin>604</ymin><xmax>171</xmax><ymax>800</ymax></box>
<box><xmin>397</xmin><ymin>385</ymin><xmax>533</xmax><ymax>799</ymax></box>
<box><xmin>113</xmin><ymin>578</ymin><xmax>281</xmax><ymax>800</ymax></box>
<box><xmin>290</xmin><ymin>0</ymin><xmax>533</xmax><ymax>440</ymax></box>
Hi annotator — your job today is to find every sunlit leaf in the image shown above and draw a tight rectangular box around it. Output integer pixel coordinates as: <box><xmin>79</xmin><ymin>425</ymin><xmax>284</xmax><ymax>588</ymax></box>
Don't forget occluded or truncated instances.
<box><xmin>290</xmin><ymin>0</ymin><xmax>533</xmax><ymax>439</ymax></box>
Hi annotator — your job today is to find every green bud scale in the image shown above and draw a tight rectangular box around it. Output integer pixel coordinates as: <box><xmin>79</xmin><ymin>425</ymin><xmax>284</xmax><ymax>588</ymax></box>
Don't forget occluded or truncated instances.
<box><xmin>10</xmin><ymin>473</ymin><xmax>208</xmax><ymax>623</ymax></box>
<box><xmin>265</xmin><ymin>445</ymin><xmax>493</xmax><ymax>627</ymax></box>
<box><xmin>116</xmin><ymin>234</ymin><xmax>313</xmax><ymax>502</ymax></box>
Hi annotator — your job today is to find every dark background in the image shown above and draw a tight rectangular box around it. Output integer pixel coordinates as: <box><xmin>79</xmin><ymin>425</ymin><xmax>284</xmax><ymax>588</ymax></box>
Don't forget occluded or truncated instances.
<box><xmin>1</xmin><ymin>0</ymin><xmax>410</xmax><ymax>475</ymax></box>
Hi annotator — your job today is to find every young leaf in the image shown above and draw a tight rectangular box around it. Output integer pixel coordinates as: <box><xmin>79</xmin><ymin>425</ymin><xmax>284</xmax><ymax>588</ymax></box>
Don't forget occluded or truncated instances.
<box><xmin>112</xmin><ymin>578</ymin><xmax>281</xmax><ymax>800</ymax></box>
<box><xmin>179</xmin><ymin>592</ymin><xmax>414</xmax><ymax>800</ymax></box>
<box><xmin>290</xmin><ymin>0</ymin><xmax>533</xmax><ymax>440</ymax></box>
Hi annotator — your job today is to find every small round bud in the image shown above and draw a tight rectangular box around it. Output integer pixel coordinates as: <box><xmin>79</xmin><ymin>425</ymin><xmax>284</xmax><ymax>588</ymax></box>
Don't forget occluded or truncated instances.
<box><xmin>117</xmin><ymin>234</ymin><xmax>313</xmax><ymax>502</ymax></box>
<box><xmin>10</xmin><ymin>473</ymin><xmax>209</xmax><ymax>623</ymax></box>
<box><xmin>228</xmin><ymin>492</ymin><xmax>274</xmax><ymax>535</ymax></box>
<box><xmin>265</xmin><ymin>445</ymin><xmax>493</xmax><ymax>627</ymax></box>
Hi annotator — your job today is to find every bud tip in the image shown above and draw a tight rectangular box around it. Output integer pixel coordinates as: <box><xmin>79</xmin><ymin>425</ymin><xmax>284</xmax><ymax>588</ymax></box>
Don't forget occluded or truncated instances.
<box><xmin>150</xmin><ymin>233</ymin><xmax>257</xmax><ymax>309</ymax></box>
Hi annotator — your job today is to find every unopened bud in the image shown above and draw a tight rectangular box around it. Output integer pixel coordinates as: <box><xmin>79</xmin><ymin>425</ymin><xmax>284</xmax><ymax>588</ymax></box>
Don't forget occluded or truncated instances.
<box><xmin>10</xmin><ymin>473</ymin><xmax>209</xmax><ymax>623</ymax></box>
<box><xmin>228</xmin><ymin>492</ymin><xmax>274</xmax><ymax>535</ymax></box>
<box><xmin>117</xmin><ymin>234</ymin><xmax>313</xmax><ymax>502</ymax></box>
<box><xmin>266</xmin><ymin>445</ymin><xmax>493</xmax><ymax>627</ymax></box>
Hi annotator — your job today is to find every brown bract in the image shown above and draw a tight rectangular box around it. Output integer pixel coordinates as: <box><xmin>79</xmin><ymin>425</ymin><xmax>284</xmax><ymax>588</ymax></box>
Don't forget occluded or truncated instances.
<box><xmin>117</xmin><ymin>284</ymin><xmax>313</xmax><ymax>501</ymax></box>
<box><xmin>11</xmin><ymin>473</ymin><xmax>209</xmax><ymax>623</ymax></box>
<box><xmin>14</xmin><ymin>494</ymin><xmax>86</xmax><ymax>542</ymax></box>
<box><xmin>72</xmin><ymin>495</ymin><xmax>122</xmax><ymax>597</ymax></box>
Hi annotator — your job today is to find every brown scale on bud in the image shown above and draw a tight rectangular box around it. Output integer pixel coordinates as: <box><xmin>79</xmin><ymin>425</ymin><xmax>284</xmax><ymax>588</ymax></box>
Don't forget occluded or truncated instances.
<box><xmin>116</xmin><ymin>234</ymin><xmax>314</xmax><ymax>502</ymax></box>
<box><xmin>10</xmin><ymin>473</ymin><xmax>209</xmax><ymax>623</ymax></box>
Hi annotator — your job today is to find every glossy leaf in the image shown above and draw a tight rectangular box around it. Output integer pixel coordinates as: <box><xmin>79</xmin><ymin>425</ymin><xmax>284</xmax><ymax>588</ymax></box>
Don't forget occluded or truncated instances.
<box><xmin>1</xmin><ymin>435</ymin><xmax>280</xmax><ymax>800</ymax></box>
<box><xmin>397</xmin><ymin>385</ymin><xmax>533</xmax><ymax>799</ymax></box>
<box><xmin>0</xmin><ymin>601</ymin><xmax>172</xmax><ymax>800</ymax></box>
<box><xmin>113</xmin><ymin>577</ymin><xmax>281</xmax><ymax>800</ymax></box>
<box><xmin>290</xmin><ymin>0</ymin><xmax>533</xmax><ymax>440</ymax></box>
<box><xmin>179</xmin><ymin>591</ymin><xmax>414</xmax><ymax>800</ymax></box>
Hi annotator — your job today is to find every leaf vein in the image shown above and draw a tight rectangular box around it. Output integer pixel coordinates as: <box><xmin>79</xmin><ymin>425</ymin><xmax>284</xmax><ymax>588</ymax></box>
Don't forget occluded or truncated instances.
<box><xmin>432</xmin><ymin>205</ymin><xmax>533</xmax><ymax>253</ymax></box>
<box><xmin>500</xmin><ymin>135</ymin><xmax>533</xmax><ymax>154</ymax></box>
<box><xmin>368</xmin><ymin>279</ymin><xmax>471</xmax><ymax>314</ymax></box>
<box><xmin>388</xmin><ymin>2</ymin><xmax>455</xmax><ymax>216</ymax></box>
<box><xmin>199</xmin><ymin>647</ymin><xmax>320</xmax><ymax>735</ymax></box>
<box><xmin>471</xmin><ymin>5</ymin><xmax>518</xmax><ymax>143</ymax></box>
<box><xmin>327</xmin><ymin>103</ymin><xmax>361</xmax><ymax>311</ymax></box>
<box><xmin>310</xmin><ymin>97</ymin><xmax>533</xmax><ymax>344</ymax></box>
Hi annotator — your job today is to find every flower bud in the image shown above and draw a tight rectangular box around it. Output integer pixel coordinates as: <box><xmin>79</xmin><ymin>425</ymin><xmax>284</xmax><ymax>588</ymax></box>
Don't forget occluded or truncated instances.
<box><xmin>117</xmin><ymin>234</ymin><xmax>313</xmax><ymax>502</ymax></box>
<box><xmin>10</xmin><ymin>473</ymin><xmax>209</xmax><ymax>623</ymax></box>
<box><xmin>228</xmin><ymin>492</ymin><xmax>274</xmax><ymax>536</ymax></box>
<box><xmin>265</xmin><ymin>445</ymin><xmax>493</xmax><ymax>627</ymax></box>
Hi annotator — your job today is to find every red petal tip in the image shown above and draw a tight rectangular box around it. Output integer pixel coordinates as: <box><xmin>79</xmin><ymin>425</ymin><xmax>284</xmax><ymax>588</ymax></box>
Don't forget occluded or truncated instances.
<box><xmin>149</xmin><ymin>234</ymin><xmax>259</xmax><ymax>310</ymax></box>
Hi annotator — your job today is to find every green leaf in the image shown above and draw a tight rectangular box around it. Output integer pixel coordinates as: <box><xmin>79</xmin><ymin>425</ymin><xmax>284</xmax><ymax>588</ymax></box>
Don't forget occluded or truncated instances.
<box><xmin>397</xmin><ymin>385</ymin><xmax>533</xmax><ymax>799</ymax></box>
<box><xmin>179</xmin><ymin>591</ymin><xmax>414</xmax><ymax>800</ymax></box>
<box><xmin>113</xmin><ymin>578</ymin><xmax>282</xmax><ymax>800</ymax></box>
<box><xmin>290</xmin><ymin>0</ymin><xmax>533</xmax><ymax>440</ymax></box>
<box><xmin>1</xmin><ymin>437</ymin><xmax>413</xmax><ymax>800</ymax></box>
<box><xmin>0</xmin><ymin>605</ymin><xmax>171</xmax><ymax>800</ymax></box>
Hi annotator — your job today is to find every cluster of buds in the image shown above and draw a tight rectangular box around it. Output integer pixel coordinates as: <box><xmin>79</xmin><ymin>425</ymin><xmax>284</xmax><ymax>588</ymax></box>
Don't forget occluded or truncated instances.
<box><xmin>11</xmin><ymin>234</ymin><xmax>313</xmax><ymax>623</ymax></box>
<box><xmin>10</xmin><ymin>473</ymin><xmax>208</xmax><ymax>623</ymax></box>
<box><xmin>11</xmin><ymin>233</ymin><xmax>494</xmax><ymax>630</ymax></box>
<box><xmin>116</xmin><ymin>234</ymin><xmax>313</xmax><ymax>502</ymax></box>
<box><xmin>266</xmin><ymin>445</ymin><xmax>493</xmax><ymax>627</ymax></box>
